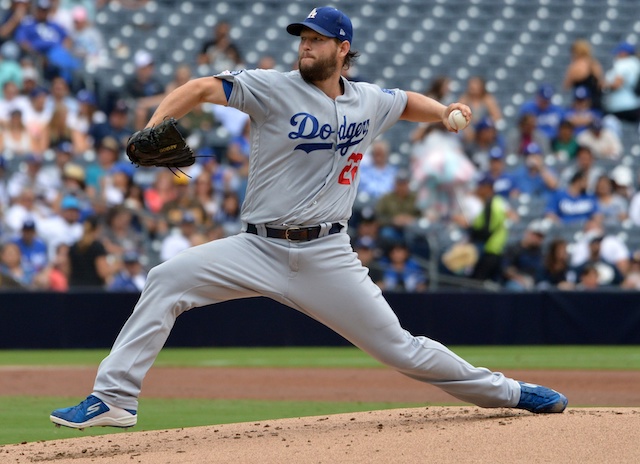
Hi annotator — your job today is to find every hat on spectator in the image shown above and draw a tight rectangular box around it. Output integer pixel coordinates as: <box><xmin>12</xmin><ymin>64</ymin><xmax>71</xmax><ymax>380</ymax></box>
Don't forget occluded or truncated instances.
<box><xmin>22</xmin><ymin>218</ymin><xmax>36</xmax><ymax>230</ymax></box>
<box><xmin>72</xmin><ymin>6</ymin><xmax>88</xmax><ymax>22</ymax></box>
<box><xmin>611</xmin><ymin>165</ymin><xmax>633</xmax><ymax>188</ymax></box>
<box><xmin>537</xmin><ymin>84</ymin><xmax>554</xmax><ymax>100</ymax></box>
<box><xmin>63</xmin><ymin>163</ymin><xmax>86</xmax><ymax>183</ymax></box>
<box><xmin>134</xmin><ymin>50</ymin><xmax>154</xmax><ymax>68</ymax></box>
<box><xmin>99</xmin><ymin>136</ymin><xmax>120</xmax><ymax>153</ymax></box>
<box><xmin>22</xmin><ymin>67</ymin><xmax>39</xmax><ymax>82</ymax></box>
<box><xmin>29</xmin><ymin>86</ymin><xmax>48</xmax><ymax>98</ymax></box>
<box><xmin>55</xmin><ymin>140</ymin><xmax>73</xmax><ymax>154</ymax></box>
<box><xmin>76</xmin><ymin>89</ymin><xmax>96</xmax><ymax>105</ymax></box>
<box><xmin>574</xmin><ymin>86</ymin><xmax>591</xmax><ymax>100</ymax></box>
<box><xmin>476</xmin><ymin>173</ymin><xmax>494</xmax><ymax>187</ymax></box>
<box><xmin>0</xmin><ymin>41</ymin><xmax>20</xmax><ymax>61</ymax></box>
<box><xmin>613</xmin><ymin>42</ymin><xmax>635</xmax><ymax>55</ymax></box>
<box><xmin>181</xmin><ymin>211</ymin><xmax>196</xmax><ymax>224</ymax></box>
<box><xmin>585</xmin><ymin>229</ymin><xmax>605</xmax><ymax>243</ymax></box>
<box><xmin>526</xmin><ymin>219</ymin><xmax>548</xmax><ymax>236</ymax></box>
<box><xmin>111</xmin><ymin>161</ymin><xmax>135</xmax><ymax>178</ymax></box>
<box><xmin>355</xmin><ymin>236</ymin><xmax>376</xmax><ymax>250</ymax></box>
<box><xmin>395</xmin><ymin>169</ymin><xmax>411</xmax><ymax>182</ymax></box>
<box><xmin>111</xmin><ymin>99</ymin><xmax>129</xmax><ymax>114</ymax></box>
<box><xmin>475</xmin><ymin>117</ymin><xmax>495</xmax><ymax>132</ymax></box>
<box><xmin>489</xmin><ymin>146</ymin><xmax>504</xmax><ymax>160</ymax></box>
<box><xmin>36</xmin><ymin>0</ymin><xmax>52</xmax><ymax>9</ymax></box>
<box><xmin>523</xmin><ymin>142</ymin><xmax>542</xmax><ymax>156</ymax></box>
<box><xmin>60</xmin><ymin>195</ymin><xmax>81</xmax><ymax>210</ymax></box>
<box><xmin>122</xmin><ymin>250</ymin><xmax>140</xmax><ymax>264</ymax></box>
<box><xmin>589</xmin><ymin>117</ymin><xmax>603</xmax><ymax>131</ymax></box>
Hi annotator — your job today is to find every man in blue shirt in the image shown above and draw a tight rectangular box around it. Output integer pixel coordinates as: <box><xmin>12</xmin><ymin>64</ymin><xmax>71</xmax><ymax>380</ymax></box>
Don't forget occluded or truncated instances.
<box><xmin>510</xmin><ymin>142</ymin><xmax>558</xmax><ymax>200</ymax></box>
<box><xmin>545</xmin><ymin>170</ymin><xmax>601</xmax><ymax>224</ymax></box>
<box><xmin>519</xmin><ymin>84</ymin><xmax>565</xmax><ymax>140</ymax></box>
<box><xmin>12</xmin><ymin>219</ymin><xmax>48</xmax><ymax>276</ymax></box>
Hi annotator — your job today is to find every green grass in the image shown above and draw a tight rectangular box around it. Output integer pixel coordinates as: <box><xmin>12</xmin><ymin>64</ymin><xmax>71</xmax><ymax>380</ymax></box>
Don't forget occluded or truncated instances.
<box><xmin>0</xmin><ymin>396</ymin><xmax>425</xmax><ymax>446</ymax></box>
<box><xmin>1</xmin><ymin>346</ymin><xmax>639</xmax><ymax>446</ymax></box>
<box><xmin>1</xmin><ymin>346</ymin><xmax>640</xmax><ymax>370</ymax></box>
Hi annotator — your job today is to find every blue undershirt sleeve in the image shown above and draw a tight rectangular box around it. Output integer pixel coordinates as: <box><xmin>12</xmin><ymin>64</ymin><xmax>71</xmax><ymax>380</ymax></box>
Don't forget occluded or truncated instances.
<box><xmin>222</xmin><ymin>80</ymin><xmax>233</xmax><ymax>101</ymax></box>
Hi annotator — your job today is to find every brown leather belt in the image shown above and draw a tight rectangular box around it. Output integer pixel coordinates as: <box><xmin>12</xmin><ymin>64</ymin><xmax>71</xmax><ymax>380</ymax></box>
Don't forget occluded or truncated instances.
<box><xmin>246</xmin><ymin>223</ymin><xmax>343</xmax><ymax>242</ymax></box>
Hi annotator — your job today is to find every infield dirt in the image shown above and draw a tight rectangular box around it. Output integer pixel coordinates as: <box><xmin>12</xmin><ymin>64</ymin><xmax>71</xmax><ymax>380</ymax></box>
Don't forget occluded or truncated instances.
<box><xmin>1</xmin><ymin>367</ymin><xmax>639</xmax><ymax>463</ymax></box>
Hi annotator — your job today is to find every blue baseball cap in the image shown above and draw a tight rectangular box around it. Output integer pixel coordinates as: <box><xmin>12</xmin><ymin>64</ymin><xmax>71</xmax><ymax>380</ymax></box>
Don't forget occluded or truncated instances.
<box><xmin>61</xmin><ymin>195</ymin><xmax>80</xmax><ymax>210</ymax></box>
<box><xmin>524</xmin><ymin>142</ymin><xmax>542</xmax><ymax>155</ymax></box>
<box><xmin>574</xmin><ymin>85</ymin><xmax>591</xmax><ymax>100</ymax></box>
<box><xmin>489</xmin><ymin>146</ymin><xmax>504</xmax><ymax>160</ymax></box>
<box><xmin>538</xmin><ymin>84</ymin><xmax>554</xmax><ymax>100</ymax></box>
<box><xmin>613</xmin><ymin>42</ymin><xmax>635</xmax><ymax>55</ymax></box>
<box><xmin>287</xmin><ymin>7</ymin><xmax>353</xmax><ymax>44</ymax></box>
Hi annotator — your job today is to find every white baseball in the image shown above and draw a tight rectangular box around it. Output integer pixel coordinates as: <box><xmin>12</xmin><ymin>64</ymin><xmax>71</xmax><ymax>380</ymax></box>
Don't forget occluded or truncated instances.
<box><xmin>448</xmin><ymin>110</ymin><xmax>469</xmax><ymax>131</ymax></box>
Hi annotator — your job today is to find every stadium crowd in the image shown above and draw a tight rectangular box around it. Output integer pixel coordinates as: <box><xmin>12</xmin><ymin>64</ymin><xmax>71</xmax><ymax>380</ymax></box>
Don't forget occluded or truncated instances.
<box><xmin>1</xmin><ymin>1</ymin><xmax>640</xmax><ymax>292</ymax></box>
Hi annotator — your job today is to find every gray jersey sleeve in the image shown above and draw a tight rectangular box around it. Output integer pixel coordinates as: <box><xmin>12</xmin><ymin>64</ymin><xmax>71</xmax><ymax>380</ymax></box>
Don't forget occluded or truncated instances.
<box><xmin>215</xmin><ymin>69</ymin><xmax>275</xmax><ymax>125</ymax></box>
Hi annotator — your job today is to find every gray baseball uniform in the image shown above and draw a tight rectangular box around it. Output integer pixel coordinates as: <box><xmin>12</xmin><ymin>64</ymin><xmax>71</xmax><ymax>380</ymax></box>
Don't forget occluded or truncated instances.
<box><xmin>92</xmin><ymin>68</ymin><xmax>521</xmax><ymax>411</ymax></box>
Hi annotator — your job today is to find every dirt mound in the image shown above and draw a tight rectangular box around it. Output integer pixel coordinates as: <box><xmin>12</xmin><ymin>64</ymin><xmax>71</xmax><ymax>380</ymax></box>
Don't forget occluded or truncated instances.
<box><xmin>4</xmin><ymin>407</ymin><xmax>640</xmax><ymax>463</ymax></box>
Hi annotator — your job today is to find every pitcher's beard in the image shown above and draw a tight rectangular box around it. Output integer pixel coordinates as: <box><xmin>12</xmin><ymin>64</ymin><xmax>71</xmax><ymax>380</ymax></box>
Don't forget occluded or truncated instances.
<box><xmin>299</xmin><ymin>55</ymin><xmax>339</xmax><ymax>83</ymax></box>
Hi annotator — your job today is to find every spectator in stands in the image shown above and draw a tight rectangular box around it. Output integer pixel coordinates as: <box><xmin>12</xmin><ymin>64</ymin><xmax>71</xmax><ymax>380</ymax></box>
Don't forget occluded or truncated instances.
<box><xmin>108</xmin><ymin>250</ymin><xmax>146</xmax><ymax>292</ymax></box>
<box><xmin>100</xmin><ymin>205</ymin><xmax>145</xmax><ymax>263</ymax></box>
<box><xmin>6</xmin><ymin>154</ymin><xmax>49</xmax><ymax>201</ymax></box>
<box><xmin>0</xmin><ymin>156</ymin><xmax>8</xmax><ymax>214</ymax></box>
<box><xmin>159</xmin><ymin>211</ymin><xmax>197</xmax><ymax>262</ymax></box>
<box><xmin>31</xmin><ymin>242</ymin><xmax>68</xmax><ymax>291</ymax></box>
<box><xmin>225</xmin><ymin>118</ymin><xmax>251</xmax><ymax>201</ymax></box>
<box><xmin>374</xmin><ymin>169</ymin><xmax>421</xmax><ymax>246</ymax></box>
<box><xmin>485</xmin><ymin>147</ymin><xmax>514</xmax><ymax>199</ymax></box>
<box><xmin>160</xmin><ymin>172</ymin><xmax>207</xmax><ymax>228</ymax></box>
<box><xmin>46</xmin><ymin>75</ymin><xmax>78</xmax><ymax>115</ymax></box>
<box><xmin>23</xmin><ymin>86</ymin><xmax>53</xmax><ymax>155</ymax></box>
<box><xmin>88</xmin><ymin>99</ymin><xmax>132</xmax><ymax>149</ymax></box>
<box><xmin>124</xmin><ymin>49</ymin><xmax>164</xmax><ymax>102</ymax></box>
<box><xmin>0</xmin><ymin>80</ymin><xmax>29</xmax><ymax>123</ymax></box>
<box><xmin>603</xmin><ymin>42</ymin><xmax>640</xmax><ymax>124</ymax></box>
<box><xmin>3</xmin><ymin>187</ymin><xmax>46</xmax><ymax>238</ymax></box>
<box><xmin>576</xmin><ymin>117</ymin><xmax>623</xmax><ymax>160</ymax></box>
<box><xmin>353</xmin><ymin>235</ymin><xmax>383</xmax><ymax>285</ymax></box>
<box><xmin>453</xmin><ymin>174</ymin><xmax>508</xmax><ymax>282</ymax></box>
<box><xmin>197</xmin><ymin>21</ymin><xmax>243</xmax><ymax>74</ymax></box>
<box><xmin>84</xmin><ymin>135</ymin><xmax>120</xmax><ymax>203</ymax></box>
<box><xmin>622</xmin><ymin>251</ymin><xmax>640</xmax><ymax>290</ymax></box>
<box><xmin>0</xmin><ymin>241</ymin><xmax>32</xmax><ymax>287</ymax></box>
<box><xmin>70</xmin><ymin>5</ymin><xmax>109</xmax><ymax>72</ymax></box>
<box><xmin>411</xmin><ymin>123</ymin><xmax>476</xmax><ymax>221</ymax></box>
<box><xmin>46</xmin><ymin>103</ymin><xmax>73</xmax><ymax>149</ymax></box>
<box><xmin>35</xmin><ymin>140</ymin><xmax>73</xmax><ymax>203</ymax></box>
<box><xmin>545</xmin><ymin>170</ymin><xmax>601</xmax><ymax>224</ymax></box>
<box><xmin>101</xmin><ymin>161</ymin><xmax>135</xmax><ymax>207</ymax></box>
<box><xmin>519</xmin><ymin>84</ymin><xmax>565</xmax><ymax>140</ymax></box>
<box><xmin>193</xmin><ymin>171</ymin><xmax>219</xmax><ymax>220</ymax></box>
<box><xmin>572</xmin><ymin>231</ymin><xmax>625</xmax><ymax>288</ymax></box>
<box><xmin>505</xmin><ymin>113</ymin><xmax>550</xmax><ymax>156</ymax></box>
<box><xmin>143</xmin><ymin>170</ymin><xmax>176</xmax><ymax>216</ymax></box>
<box><xmin>38</xmin><ymin>194</ymin><xmax>83</xmax><ymax>259</ymax></box>
<box><xmin>0</xmin><ymin>41</ymin><xmax>23</xmax><ymax>97</ymax></box>
<box><xmin>213</xmin><ymin>190</ymin><xmax>242</xmax><ymax>237</ymax></box>
<box><xmin>133</xmin><ymin>64</ymin><xmax>192</xmax><ymax>131</ymax></box>
<box><xmin>457</xmin><ymin>75</ymin><xmax>502</xmax><ymax>143</ymax></box>
<box><xmin>509</xmin><ymin>142</ymin><xmax>558</xmax><ymax>200</ymax></box>
<box><xmin>570</xmin><ymin>220</ymin><xmax>631</xmax><ymax>277</ymax></box>
<box><xmin>594</xmin><ymin>174</ymin><xmax>629</xmax><ymax>226</ymax></box>
<box><xmin>464</xmin><ymin>117</ymin><xmax>503</xmax><ymax>172</ymax></box>
<box><xmin>551</xmin><ymin>119</ymin><xmax>579</xmax><ymax>161</ymax></box>
<box><xmin>358</xmin><ymin>139</ymin><xmax>397</xmax><ymax>203</ymax></box>
<box><xmin>0</xmin><ymin>0</ymin><xmax>29</xmax><ymax>46</ymax></box>
<box><xmin>564</xmin><ymin>86</ymin><xmax>602</xmax><ymax>135</ymax></box>
<box><xmin>575</xmin><ymin>264</ymin><xmax>601</xmax><ymax>290</ymax></box>
<box><xmin>536</xmin><ymin>238</ymin><xmax>573</xmax><ymax>289</ymax></box>
<box><xmin>67</xmin><ymin>215</ymin><xmax>111</xmax><ymax>288</ymax></box>
<box><xmin>563</xmin><ymin>39</ymin><xmax>604</xmax><ymax>111</ymax></box>
<box><xmin>410</xmin><ymin>77</ymin><xmax>454</xmax><ymax>143</ymax></box>
<box><xmin>377</xmin><ymin>241</ymin><xmax>427</xmax><ymax>292</ymax></box>
<box><xmin>502</xmin><ymin>219</ymin><xmax>548</xmax><ymax>291</ymax></box>
<box><xmin>2</xmin><ymin>109</ymin><xmax>33</xmax><ymax>156</ymax></box>
<box><xmin>15</xmin><ymin>0</ymin><xmax>79</xmax><ymax>83</ymax></box>
<box><xmin>67</xmin><ymin>89</ymin><xmax>100</xmax><ymax>153</ymax></box>
<box><xmin>11</xmin><ymin>218</ymin><xmax>48</xmax><ymax>276</ymax></box>
<box><xmin>560</xmin><ymin>145</ymin><xmax>604</xmax><ymax>193</ymax></box>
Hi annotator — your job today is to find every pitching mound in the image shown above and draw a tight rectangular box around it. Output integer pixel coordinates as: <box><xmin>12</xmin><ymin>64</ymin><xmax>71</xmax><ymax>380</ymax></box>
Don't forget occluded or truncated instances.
<box><xmin>4</xmin><ymin>407</ymin><xmax>640</xmax><ymax>463</ymax></box>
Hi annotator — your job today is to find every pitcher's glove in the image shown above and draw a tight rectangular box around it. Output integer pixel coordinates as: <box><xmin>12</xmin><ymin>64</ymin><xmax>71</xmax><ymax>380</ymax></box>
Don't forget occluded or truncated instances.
<box><xmin>126</xmin><ymin>118</ymin><xmax>195</xmax><ymax>168</ymax></box>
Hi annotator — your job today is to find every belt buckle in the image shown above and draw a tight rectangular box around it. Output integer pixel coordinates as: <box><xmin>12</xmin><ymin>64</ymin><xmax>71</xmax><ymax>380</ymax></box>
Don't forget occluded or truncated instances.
<box><xmin>284</xmin><ymin>225</ymin><xmax>302</xmax><ymax>242</ymax></box>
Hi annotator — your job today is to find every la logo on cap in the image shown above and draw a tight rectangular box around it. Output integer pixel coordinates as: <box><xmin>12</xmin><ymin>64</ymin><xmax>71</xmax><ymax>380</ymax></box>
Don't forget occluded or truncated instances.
<box><xmin>308</xmin><ymin>8</ymin><xmax>317</xmax><ymax>18</ymax></box>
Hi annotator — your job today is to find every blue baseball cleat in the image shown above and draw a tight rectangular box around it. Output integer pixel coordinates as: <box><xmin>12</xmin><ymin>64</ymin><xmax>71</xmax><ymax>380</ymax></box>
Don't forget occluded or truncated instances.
<box><xmin>516</xmin><ymin>381</ymin><xmax>568</xmax><ymax>413</ymax></box>
<box><xmin>50</xmin><ymin>395</ymin><xmax>137</xmax><ymax>429</ymax></box>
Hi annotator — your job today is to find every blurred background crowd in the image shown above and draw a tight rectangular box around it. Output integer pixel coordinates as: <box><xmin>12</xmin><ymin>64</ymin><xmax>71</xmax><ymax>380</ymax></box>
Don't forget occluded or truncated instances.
<box><xmin>0</xmin><ymin>0</ymin><xmax>639</xmax><ymax>292</ymax></box>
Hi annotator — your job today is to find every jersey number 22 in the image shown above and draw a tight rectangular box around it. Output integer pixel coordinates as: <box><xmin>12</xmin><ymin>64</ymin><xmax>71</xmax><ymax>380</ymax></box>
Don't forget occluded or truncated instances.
<box><xmin>338</xmin><ymin>152</ymin><xmax>363</xmax><ymax>185</ymax></box>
